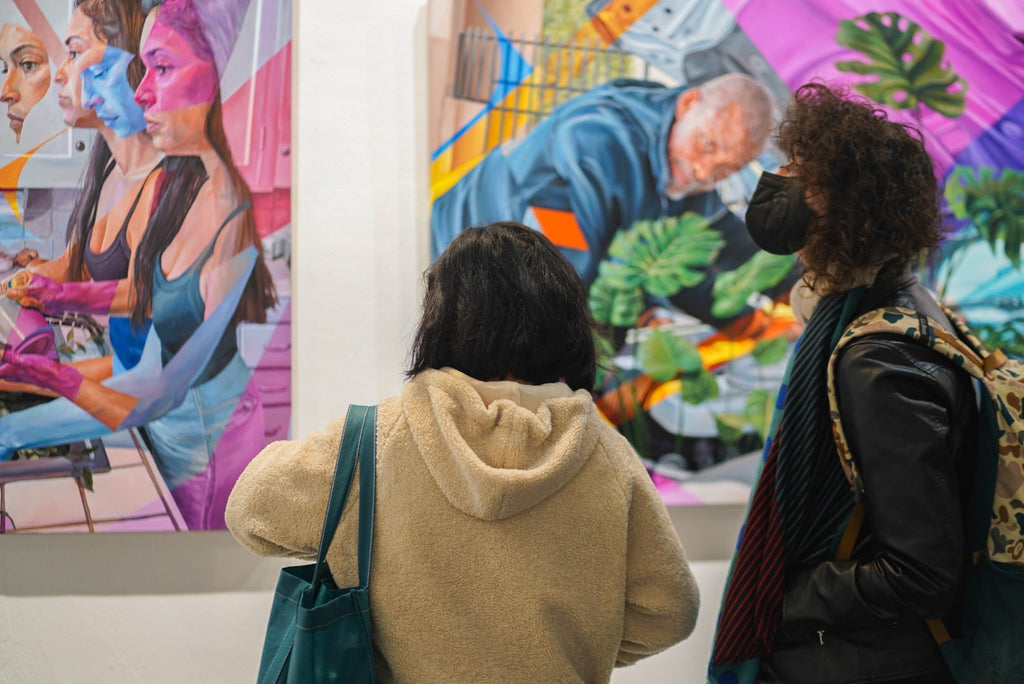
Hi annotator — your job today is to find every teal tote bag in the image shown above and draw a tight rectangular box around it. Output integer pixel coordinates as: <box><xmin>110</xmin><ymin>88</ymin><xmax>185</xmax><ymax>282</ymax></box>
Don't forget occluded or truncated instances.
<box><xmin>257</xmin><ymin>404</ymin><xmax>377</xmax><ymax>684</ymax></box>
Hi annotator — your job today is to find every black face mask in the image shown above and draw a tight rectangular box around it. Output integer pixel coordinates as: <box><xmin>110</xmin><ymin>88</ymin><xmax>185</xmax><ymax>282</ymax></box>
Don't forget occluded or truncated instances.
<box><xmin>745</xmin><ymin>172</ymin><xmax>816</xmax><ymax>255</ymax></box>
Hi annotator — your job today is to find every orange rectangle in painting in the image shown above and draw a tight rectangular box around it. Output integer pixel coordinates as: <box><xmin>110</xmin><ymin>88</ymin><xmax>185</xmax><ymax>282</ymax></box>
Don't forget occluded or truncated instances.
<box><xmin>590</xmin><ymin>0</ymin><xmax>660</xmax><ymax>44</ymax></box>
<box><xmin>530</xmin><ymin>206</ymin><xmax>590</xmax><ymax>251</ymax></box>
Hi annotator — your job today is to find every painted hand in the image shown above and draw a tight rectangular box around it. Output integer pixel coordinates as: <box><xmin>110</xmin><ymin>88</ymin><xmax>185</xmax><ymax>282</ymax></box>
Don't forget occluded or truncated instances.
<box><xmin>13</xmin><ymin>249</ymin><xmax>38</xmax><ymax>268</ymax></box>
<box><xmin>0</xmin><ymin>349</ymin><xmax>84</xmax><ymax>400</ymax></box>
<box><xmin>4</xmin><ymin>273</ymin><xmax>118</xmax><ymax>315</ymax></box>
<box><xmin>4</xmin><ymin>271</ymin><xmax>60</xmax><ymax>312</ymax></box>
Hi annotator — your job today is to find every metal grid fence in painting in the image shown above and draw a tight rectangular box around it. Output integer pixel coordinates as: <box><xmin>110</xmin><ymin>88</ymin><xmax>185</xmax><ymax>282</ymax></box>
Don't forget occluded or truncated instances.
<box><xmin>453</xmin><ymin>28</ymin><xmax>649</xmax><ymax>154</ymax></box>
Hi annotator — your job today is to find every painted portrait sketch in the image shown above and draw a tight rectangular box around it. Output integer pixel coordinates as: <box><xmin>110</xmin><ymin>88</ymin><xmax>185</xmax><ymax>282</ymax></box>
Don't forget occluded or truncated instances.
<box><xmin>428</xmin><ymin>0</ymin><xmax>1024</xmax><ymax>505</ymax></box>
<box><xmin>0</xmin><ymin>0</ymin><xmax>292</xmax><ymax>532</ymax></box>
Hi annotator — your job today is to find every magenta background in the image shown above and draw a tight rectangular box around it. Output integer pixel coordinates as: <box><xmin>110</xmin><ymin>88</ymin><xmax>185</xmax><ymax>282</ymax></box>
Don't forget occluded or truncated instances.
<box><xmin>722</xmin><ymin>0</ymin><xmax>1024</xmax><ymax>175</ymax></box>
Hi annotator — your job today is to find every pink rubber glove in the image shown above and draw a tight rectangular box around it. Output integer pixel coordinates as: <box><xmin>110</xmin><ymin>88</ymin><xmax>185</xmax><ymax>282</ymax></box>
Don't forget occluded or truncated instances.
<box><xmin>0</xmin><ymin>299</ymin><xmax>57</xmax><ymax>361</ymax></box>
<box><xmin>0</xmin><ymin>349</ymin><xmax>84</xmax><ymax>400</ymax></box>
<box><xmin>5</xmin><ymin>272</ymin><xmax>118</xmax><ymax>315</ymax></box>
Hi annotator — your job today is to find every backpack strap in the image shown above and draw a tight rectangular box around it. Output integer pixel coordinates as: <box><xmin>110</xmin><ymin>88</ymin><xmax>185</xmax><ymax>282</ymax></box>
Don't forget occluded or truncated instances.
<box><xmin>826</xmin><ymin>304</ymin><xmax>994</xmax><ymax>496</ymax></box>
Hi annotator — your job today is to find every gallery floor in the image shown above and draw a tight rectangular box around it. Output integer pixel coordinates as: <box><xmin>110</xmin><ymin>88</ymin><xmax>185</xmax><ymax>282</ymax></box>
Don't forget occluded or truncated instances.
<box><xmin>0</xmin><ymin>556</ymin><xmax>733</xmax><ymax>683</ymax></box>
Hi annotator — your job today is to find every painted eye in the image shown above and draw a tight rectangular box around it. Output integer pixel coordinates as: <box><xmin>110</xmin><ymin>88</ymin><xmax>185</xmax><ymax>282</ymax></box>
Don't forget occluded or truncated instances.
<box><xmin>20</xmin><ymin>61</ymin><xmax>40</xmax><ymax>74</ymax></box>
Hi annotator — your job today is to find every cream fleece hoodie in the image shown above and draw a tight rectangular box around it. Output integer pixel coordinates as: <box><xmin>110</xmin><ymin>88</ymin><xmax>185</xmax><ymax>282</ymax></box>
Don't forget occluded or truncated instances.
<box><xmin>227</xmin><ymin>368</ymin><xmax>699</xmax><ymax>683</ymax></box>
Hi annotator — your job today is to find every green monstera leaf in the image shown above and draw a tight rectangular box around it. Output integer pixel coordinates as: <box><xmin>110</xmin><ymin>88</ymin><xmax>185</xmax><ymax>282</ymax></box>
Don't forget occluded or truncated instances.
<box><xmin>637</xmin><ymin>329</ymin><xmax>703</xmax><ymax>381</ymax></box>
<box><xmin>712</xmin><ymin>251</ymin><xmax>796</xmax><ymax>318</ymax></box>
<box><xmin>680</xmin><ymin>368</ymin><xmax>720</xmax><ymax>405</ymax></box>
<box><xmin>945</xmin><ymin>166</ymin><xmax>1024</xmax><ymax>268</ymax></box>
<box><xmin>607</xmin><ymin>214</ymin><xmax>724</xmax><ymax>296</ymax></box>
<box><xmin>751</xmin><ymin>335</ymin><xmax>790</xmax><ymax>366</ymax></box>
<box><xmin>835</xmin><ymin>11</ymin><xmax>966</xmax><ymax>118</ymax></box>
<box><xmin>589</xmin><ymin>213</ymin><xmax>723</xmax><ymax>327</ymax></box>
<box><xmin>589</xmin><ymin>272</ymin><xmax>644</xmax><ymax>327</ymax></box>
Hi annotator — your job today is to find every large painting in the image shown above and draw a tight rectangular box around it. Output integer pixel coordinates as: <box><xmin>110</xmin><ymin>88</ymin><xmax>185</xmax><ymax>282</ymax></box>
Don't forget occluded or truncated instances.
<box><xmin>427</xmin><ymin>0</ymin><xmax>1024</xmax><ymax>504</ymax></box>
<box><xmin>0</xmin><ymin>0</ymin><xmax>292</xmax><ymax>532</ymax></box>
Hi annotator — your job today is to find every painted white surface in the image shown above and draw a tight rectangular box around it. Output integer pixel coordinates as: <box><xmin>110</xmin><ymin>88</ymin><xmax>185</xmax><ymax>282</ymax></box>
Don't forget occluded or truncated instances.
<box><xmin>0</xmin><ymin>1</ymin><xmax>740</xmax><ymax>681</ymax></box>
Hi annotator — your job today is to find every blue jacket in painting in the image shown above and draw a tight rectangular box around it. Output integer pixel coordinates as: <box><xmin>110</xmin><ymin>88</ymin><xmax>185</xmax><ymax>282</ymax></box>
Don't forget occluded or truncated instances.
<box><xmin>430</xmin><ymin>78</ymin><xmax>764</xmax><ymax>327</ymax></box>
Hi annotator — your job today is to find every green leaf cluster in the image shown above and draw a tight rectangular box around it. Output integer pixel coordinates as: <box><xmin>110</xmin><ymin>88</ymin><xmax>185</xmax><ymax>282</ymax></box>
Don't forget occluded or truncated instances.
<box><xmin>835</xmin><ymin>11</ymin><xmax>966</xmax><ymax>118</ymax></box>
<box><xmin>944</xmin><ymin>166</ymin><xmax>1024</xmax><ymax>268</ymax></box>
<box><xmin>637</xmin><ymin>329</ymin><xmax>702</xmax><ymax>381</ymax></box>
<box><xmin>589</xmin><ymin>214</ymin><xmax>723</xmax><ymax>327</ymax></box>
<box><xmin>588</xmin><ymin>216</ymin><xmax>793</xmax><ymax>458</ymax></box>
<box><xmin>712</xmin><ymin>251</ymin><xmax>795</xmax><ymax>318</ymax></box>
<box><xmin>715</xmin><ymin>388</ymin><xmax>776</xmax><ymax>445</ymax></box>
<box><xmin>637</xmin><ymin>329</ymin><xmax>719</xmax><ymax>406</ymax></box>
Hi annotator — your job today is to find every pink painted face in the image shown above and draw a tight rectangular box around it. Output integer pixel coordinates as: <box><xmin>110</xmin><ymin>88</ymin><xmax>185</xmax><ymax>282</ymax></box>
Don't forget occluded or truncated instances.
<box><xmin>134</xmin><ymin>8</ymin><xmax>218</xmax><ymax>154</ymax></box>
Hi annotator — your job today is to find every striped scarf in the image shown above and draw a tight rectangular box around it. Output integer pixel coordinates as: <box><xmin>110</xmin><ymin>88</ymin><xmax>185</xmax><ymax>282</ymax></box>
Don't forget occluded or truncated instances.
<box><xmin>709</xmin><ymin>289</ymin><xmax>863</xmax><ymax>677</ymax></box>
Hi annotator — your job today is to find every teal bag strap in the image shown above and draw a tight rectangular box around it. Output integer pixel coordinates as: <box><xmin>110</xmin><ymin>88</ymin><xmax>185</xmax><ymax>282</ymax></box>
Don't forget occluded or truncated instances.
<box><xmin>310</xmin><ymin>405</ymin><xmax>376</xmax><ymax>589</ymax></box>
<box><xmin>356</xmin><ymin>405</ymin><xmax>376</xmax><ymax>588</ymax></box>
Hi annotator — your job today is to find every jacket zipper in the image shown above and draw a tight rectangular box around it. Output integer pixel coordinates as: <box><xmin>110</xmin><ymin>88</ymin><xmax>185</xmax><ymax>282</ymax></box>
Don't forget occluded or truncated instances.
<box><xmin>817</xmin><ymin>629</ymin><xmax>825</xmax><ymax>646</ymax></box>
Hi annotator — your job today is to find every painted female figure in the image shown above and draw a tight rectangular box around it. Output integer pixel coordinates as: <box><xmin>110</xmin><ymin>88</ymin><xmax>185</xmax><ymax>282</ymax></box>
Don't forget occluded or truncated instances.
<box><xmin>0</xmin><ymin>0</ymin><xmax>275</xmax><ymax>530</ymax></box>
<box><xmin>27</xmin><ymin>0</ymin><xmax>160</xmax><ymax>374</ymax></box>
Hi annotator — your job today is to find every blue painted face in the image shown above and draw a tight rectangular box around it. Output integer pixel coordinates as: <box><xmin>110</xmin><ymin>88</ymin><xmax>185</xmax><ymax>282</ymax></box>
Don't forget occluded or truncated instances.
<box><xmin>81</xmin><ymin>45</ymin><xmax>146</xmax><ymax>137</ymax></box>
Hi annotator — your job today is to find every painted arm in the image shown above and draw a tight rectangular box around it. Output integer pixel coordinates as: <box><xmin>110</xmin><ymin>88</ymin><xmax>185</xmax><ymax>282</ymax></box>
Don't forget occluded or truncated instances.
<box><xmin>0</xmin><ymin>249</ymin><xmax>256</xmax><ymax>458</ymax></box>
<box><xmin>4</xmin><ymin>271</ymin><xmax>128</xmax><ymax>316</ymax></box>
<box><xmin>25</xmin><ymin>249</ymin><xmax>70</xmax><ymax>281</ymax></box>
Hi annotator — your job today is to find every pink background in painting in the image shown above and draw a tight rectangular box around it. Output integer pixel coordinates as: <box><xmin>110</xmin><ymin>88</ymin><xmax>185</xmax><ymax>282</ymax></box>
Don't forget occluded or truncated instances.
<box><xmin>722</xmin><ymin>0</ymin><xmax>1024</xmax><ymax>175</ymax></box>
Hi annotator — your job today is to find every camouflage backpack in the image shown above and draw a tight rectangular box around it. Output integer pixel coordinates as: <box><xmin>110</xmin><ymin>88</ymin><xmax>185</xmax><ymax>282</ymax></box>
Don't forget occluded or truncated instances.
<box><xmin>826</xmin><ymin>303</ymin><xmax>1024</xmax><ymax>682</ymax></box>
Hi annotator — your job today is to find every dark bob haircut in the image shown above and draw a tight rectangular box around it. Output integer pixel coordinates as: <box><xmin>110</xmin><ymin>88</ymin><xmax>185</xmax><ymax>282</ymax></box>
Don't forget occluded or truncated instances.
<box><xmin>407</xmin><ymin>221</ymin><xmax>598</xmax><ymax>390</ymax></box>
<box><xmin>779</xmin><ymin>82</ymin><xmax>943</xmax><ymax>294</ymax></box>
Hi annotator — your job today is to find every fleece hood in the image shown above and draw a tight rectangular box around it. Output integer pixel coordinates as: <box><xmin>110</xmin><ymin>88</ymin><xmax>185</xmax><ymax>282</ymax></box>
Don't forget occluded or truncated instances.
<box><xmin>401</xmin><ymin>368</ymin><xmax>601</xmax><ymax>521</ymax></box>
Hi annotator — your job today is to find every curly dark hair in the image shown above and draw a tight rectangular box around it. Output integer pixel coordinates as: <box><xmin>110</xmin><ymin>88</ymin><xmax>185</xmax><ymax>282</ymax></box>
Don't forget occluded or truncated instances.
<box><xmin>778</xmin><ymin>82</ymin><xmax>943</xmax><ymax>294</ymax></box>
<box><xmin>407</xmin><ymin>222</ymin><xmax>598</xmax><ymax>391</ymax></box>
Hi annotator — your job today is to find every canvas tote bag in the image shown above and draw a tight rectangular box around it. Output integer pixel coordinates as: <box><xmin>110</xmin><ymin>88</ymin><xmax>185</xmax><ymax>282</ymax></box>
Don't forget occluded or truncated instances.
<box><xmin>257</xmin><ymin>404</ymin><xmax>377</xmax><ymax>683</ymax></box>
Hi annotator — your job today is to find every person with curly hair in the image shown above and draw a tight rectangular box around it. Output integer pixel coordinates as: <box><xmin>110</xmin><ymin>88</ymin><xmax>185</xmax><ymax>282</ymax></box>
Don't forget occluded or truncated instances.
<box><xmin>708</xmin><ymin>82</ymin><xmax>977</xmax><ymax>684</ymax></box>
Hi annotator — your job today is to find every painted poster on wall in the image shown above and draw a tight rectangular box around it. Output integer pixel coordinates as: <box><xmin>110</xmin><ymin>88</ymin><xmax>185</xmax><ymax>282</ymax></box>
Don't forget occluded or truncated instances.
<box><xmin>427</xmin><ymin>0</ymin><xmax>1024</xmax><ymax>505</ymax></box>
<box><xmin>0</xmin><ymin>0</ymin><xmax>292</xmax><ymax>532</ymax></box>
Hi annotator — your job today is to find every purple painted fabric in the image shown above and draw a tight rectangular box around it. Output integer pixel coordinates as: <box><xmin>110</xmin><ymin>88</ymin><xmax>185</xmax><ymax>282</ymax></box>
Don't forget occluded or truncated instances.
<box><xmin>170</xmin><ymin>374</ymin><xmax>265</xmax><ymax>530</ymax></box>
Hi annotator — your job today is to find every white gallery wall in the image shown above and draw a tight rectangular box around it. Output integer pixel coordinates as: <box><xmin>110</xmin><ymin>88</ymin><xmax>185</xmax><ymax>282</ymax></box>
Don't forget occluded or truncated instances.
<box><xmin>0</xmin><ymin>1</ymin><xmax>742</xmax><ymax>681</ymax></box>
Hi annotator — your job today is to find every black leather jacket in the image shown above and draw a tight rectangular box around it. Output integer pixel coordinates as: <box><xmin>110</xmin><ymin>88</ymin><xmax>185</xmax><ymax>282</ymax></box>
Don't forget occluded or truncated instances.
<box><xmin>762</xmin><ymin>274</ymin><xmax>978</xmax><ymax>684</ymax></box>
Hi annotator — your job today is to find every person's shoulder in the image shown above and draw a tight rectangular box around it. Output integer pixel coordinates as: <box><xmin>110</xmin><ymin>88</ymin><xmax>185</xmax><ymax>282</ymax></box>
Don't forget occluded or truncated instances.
<box><xmin>587</xmin><ymin>415</ymin><xmax>654</xmax><ymax>492</ymax></box>
<box><xmin>374</xmin><ymin>395</ymin><xmax>406</xmax><ymax>444</ymax></box>
<box><xmin>837</xmin><ymin>325</ymin><xmax>964</xmax><ymax>397</ymax></box>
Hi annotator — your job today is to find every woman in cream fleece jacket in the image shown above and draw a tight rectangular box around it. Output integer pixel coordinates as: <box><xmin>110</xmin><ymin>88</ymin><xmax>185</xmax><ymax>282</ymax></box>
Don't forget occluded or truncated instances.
<box><xmin>226</xmin><ymin>222</ymin><xmax>699</xmax><ymax>682</ymax></box>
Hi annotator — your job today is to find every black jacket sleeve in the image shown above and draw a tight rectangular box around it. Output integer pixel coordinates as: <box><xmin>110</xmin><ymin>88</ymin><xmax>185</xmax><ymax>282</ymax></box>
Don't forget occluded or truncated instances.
<box><xmin>782</xmin><ymin>335</ymin><xmax>969</xmax><ymax>629</ymax></box>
